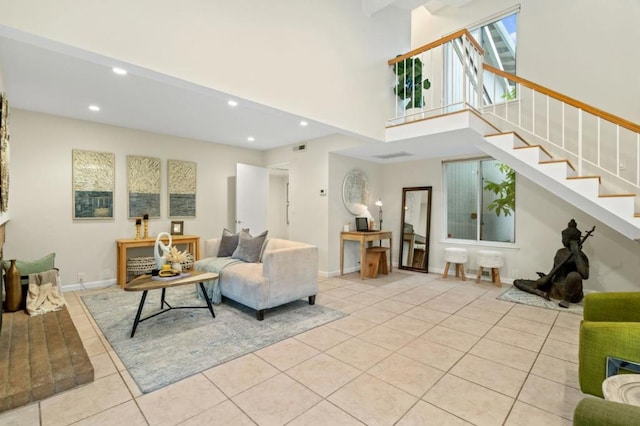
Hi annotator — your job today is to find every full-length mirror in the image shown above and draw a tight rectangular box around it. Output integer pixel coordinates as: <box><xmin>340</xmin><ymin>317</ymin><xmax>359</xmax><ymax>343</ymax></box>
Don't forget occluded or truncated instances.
<box><xmin>399</xmin><ymin>186</ymin><xmax>432</xmax><ymax>272</ymax></box>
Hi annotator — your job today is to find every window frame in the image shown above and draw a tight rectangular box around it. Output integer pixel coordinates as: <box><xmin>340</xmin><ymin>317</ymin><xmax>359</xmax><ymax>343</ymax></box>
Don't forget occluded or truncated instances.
<box><xmin>442</xmin><ymin>157</ymin><xmax>517</xmax><ymax>248</ymax></box>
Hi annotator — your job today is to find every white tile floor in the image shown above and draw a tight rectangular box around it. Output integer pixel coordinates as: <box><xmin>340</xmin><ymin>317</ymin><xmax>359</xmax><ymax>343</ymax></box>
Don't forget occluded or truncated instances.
<box><xmin>0</xmin><ymin>271</ymin><xmax>584</xmax><ymax>425</ymax></box>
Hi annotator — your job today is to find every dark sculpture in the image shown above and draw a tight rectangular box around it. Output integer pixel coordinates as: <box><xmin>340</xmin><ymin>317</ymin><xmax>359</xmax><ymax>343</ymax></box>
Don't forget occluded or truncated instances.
<box><xmin>514</xmin><ymin>219</ymin><xmax>594</xmax><ymax>308</ymax></box>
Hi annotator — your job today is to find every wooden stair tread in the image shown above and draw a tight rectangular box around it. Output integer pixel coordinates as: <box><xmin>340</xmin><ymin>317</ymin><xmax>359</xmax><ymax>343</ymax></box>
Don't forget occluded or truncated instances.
<box><xmin>484</xmin><ymin>131</ymin><xmax>531</xmax><ymax>146</ymax></box>
<box><xmin>539</xmin><ymin>159</ymin><xmax>576</xmax><ymax>171</ymax></box>
<box><xmin>599</xmin><ymin>193</ymin><xmax>635</xmax><ymax>198</ymax></box>
<box><xmin>567</xmin><ymin>175</ymin><xmax>602</xmax><ymax>183</ymax></box>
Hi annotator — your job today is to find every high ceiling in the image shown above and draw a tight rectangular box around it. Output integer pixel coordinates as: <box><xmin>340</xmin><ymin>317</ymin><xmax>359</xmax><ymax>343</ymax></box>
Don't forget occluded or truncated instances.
<box><xmin>0</xmin><ymin>0</ymin><xmax>480</xmax><ymax>161</ymax></box>
<box><xmin>0</xmin><ymin>27</ymin><xmax>339</xmax><ymax>151</ymax></box>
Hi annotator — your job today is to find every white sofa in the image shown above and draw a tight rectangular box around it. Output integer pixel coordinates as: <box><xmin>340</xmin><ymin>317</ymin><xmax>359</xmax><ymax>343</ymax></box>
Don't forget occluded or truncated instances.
<box><xmin>194</xmin><ymin>237</ymin><xmax>318</xmax><ymax>320</ymax></box>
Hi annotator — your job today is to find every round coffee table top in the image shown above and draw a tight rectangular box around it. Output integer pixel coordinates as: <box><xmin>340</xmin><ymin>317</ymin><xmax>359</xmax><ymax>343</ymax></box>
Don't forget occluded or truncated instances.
<box><xmin>603</xmin><ymin>374</ymin><xmax>640</xmax><ymax>406</ymax></box>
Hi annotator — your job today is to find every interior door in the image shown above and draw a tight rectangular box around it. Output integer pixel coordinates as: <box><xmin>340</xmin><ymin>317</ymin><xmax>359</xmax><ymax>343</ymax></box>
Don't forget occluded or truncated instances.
<box><xmin>236</xmin><ymin>163</ymin><xmax>268</xmax><ymax>234</ymax></box>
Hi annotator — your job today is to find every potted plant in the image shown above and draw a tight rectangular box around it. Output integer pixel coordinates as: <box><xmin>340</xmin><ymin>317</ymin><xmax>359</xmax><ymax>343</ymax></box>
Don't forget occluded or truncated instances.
<box><xmin>393</xmin><ymin>56</ymin><xmax>431</xmax><ymax>118</ymax></box>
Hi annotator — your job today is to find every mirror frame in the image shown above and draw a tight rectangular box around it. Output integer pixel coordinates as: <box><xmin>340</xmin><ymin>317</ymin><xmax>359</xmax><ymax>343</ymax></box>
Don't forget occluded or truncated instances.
<box><xmin>399</xmin><ymin>186</ymin><xmax>432</xmax><ymax>273</ymax></box>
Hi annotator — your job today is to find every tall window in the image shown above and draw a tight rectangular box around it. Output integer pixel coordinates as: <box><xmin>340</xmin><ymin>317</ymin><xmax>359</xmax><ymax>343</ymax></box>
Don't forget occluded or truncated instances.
<box><xmin>444</xmin><ymin>10</ymin><xmax>519</xmax><ymax>107</ymax></box>
<box><xmin>444</xmin><ymin>159</ymin><xmax>515</xmax><ymax>243</ymax></box>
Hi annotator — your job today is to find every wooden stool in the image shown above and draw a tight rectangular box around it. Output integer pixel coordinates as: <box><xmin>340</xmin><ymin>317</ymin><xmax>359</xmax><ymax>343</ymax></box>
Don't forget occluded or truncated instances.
<box><xmin>476</xmin><ymin>250</ymin><xmax>503</xmax><ymax>287</ymax></box>
<box><xmin>365</xmin><ymin>247</ymin><xmax>389</xmax><ymax>278</ymax></box>
<box><xmin>443</xmin><ymin>248</ymin><xmax>468</xmax><ymax>281</ymax></box>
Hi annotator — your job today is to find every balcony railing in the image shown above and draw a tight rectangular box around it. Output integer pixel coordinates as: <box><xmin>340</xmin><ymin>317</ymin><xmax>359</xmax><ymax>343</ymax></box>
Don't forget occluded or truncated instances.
<box><xmin>388</xmin><ymin>31</ymin><xmax>640</xmax><ymax>195</ymax></box>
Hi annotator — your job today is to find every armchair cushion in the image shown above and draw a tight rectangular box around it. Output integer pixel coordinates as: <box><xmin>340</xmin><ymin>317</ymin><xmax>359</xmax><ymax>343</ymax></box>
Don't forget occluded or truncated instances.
<box><xmin>574</xmin><ymin>397</ymin><xmax>640</xmax><ymax>426</ymax></box>
<box><xmin>584</xmin><ymin>292</ymin><xmax>640</xmax><ymax>322</ymax></box>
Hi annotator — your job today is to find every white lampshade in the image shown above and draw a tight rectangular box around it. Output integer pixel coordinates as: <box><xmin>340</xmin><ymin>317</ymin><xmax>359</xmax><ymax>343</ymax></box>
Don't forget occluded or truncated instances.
<box><xmin>375</xmin><ymin>199</ymin><xmax>383</xmax><ymax>207</ymax></box>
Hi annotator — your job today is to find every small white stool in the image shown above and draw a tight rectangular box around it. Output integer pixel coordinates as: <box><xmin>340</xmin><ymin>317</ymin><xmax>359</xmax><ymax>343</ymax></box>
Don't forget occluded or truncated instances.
<box><xmin>443</xmin><ymin>248</ymin><xmax>468</xmax><ymax>281</ymax></box>
<box><xmin>476</xmin><ymin>250</ymin><xmax>504</xmax><ymax>287</ymax></box>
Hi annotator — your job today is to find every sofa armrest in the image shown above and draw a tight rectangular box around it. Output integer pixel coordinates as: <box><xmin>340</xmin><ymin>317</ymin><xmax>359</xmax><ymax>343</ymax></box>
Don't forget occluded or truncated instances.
<box><xmin>574</xmin><ymin>397</ymin><xmax>640</xmax><ymax>425</ymax></box>
<box><xmin>579</xmin><ymin>321</ymin><xmax>640</xmax><ymax>397</ymax></box>
<box><xmin>584</xmin><ymin>292</ymin><xmax>640</xmax><ymax>322</ymax></box>
<box><xmin>262</xmin><ymin>245</ymin><xmax>318</xmax><ymax>296</ymax></box>
<box><xmin>203</xmin><ymin>238</ymin><xmax>221</xmax><ymax>258</ymax></box>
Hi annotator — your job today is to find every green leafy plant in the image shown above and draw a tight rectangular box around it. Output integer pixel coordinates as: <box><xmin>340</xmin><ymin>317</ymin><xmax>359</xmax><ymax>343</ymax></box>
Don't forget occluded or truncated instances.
<box><xmin>501</xmin><ymin>87</ymin><xmax>517</xmax><ymax>101</ymax></box>
<box><xmin>483</xmin><ymin>163</ymin><xmax>515</xmax><ymax>216</ymax></box>
<box><xmin>393</xmin><ymin>56</ymin><xmax>431</xmax><ymax>109</ymax></box>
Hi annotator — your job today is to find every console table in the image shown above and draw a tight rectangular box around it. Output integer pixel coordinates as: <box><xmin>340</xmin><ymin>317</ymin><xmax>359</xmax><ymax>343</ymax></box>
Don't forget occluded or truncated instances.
<box><xmin>116</xmin><ymin>235</ymin><xmax>200</xmax><ymax>287</ymax></box>
<box><xmin>340</xmin><ymin>231</ymin><xmax>392</xmax><ymax>279</ymax></box>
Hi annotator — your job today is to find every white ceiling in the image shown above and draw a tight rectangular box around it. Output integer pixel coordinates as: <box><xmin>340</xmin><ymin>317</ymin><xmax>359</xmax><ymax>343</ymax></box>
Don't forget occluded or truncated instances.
<box><xmin>0</xmin><ymin>3</ymin><xmax>483</xmax><ymax>163</ymax></box>
<box><xmin>0</xmin><ymin>28</ymin><xmax>340</xmax><ymax>151</ymax></box>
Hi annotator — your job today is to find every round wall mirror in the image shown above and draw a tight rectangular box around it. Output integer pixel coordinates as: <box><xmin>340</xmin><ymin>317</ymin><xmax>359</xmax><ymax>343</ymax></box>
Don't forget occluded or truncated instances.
<box><xmin>342</xmin><ymin>169</ymin><xmax>370</xmax><ymax>216</ymax></box>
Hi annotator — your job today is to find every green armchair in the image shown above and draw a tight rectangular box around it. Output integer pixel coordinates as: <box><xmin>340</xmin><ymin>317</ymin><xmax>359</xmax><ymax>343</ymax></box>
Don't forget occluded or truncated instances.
<box><xmin>579</xmin><ymin>292</ymin><xmax>640</xmax><ymax>397</ymax></box>
<box><xmin>574</xmin><ymin>397</ymin><xmax>640</xmax><ymax>425</ymax></box>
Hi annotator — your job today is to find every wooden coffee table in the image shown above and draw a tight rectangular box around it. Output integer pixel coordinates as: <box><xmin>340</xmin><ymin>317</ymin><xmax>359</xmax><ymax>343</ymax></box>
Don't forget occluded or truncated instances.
<box><xmin>125</xmin><ymin>270</ymin><xmax>219</xmax><ymax>337</ymax></box>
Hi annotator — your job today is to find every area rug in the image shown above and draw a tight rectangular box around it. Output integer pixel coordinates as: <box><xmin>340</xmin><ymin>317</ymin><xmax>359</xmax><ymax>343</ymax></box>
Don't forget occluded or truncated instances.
<box><xmin>82</xmin><ymin>286</ymin><xmax>347</xmax><ymax>393</ymax></box>
<box><xmin>497</xmin><ymin>286</ymin><xmax>583</xmax><ymax>315</ymax></box>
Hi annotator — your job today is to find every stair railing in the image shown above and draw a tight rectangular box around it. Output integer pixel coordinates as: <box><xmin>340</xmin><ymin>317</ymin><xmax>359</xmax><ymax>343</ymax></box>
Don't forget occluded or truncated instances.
<box><xmin>387</xmin><ymin>29</ymin><xmax>484</xmax><ymax>126</ymax></box>
<box><xmin>481</xmin><ymin>65</ymin><xmax>640</xmax><ymax>191</ymax></box>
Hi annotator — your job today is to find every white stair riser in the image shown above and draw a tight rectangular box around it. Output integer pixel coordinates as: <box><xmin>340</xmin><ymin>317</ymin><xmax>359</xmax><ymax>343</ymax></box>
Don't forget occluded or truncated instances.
<box><xmin>565</xmin><ymin>179</ymin><xmax>600</xmax><ymax>199</ymax></box>
<box><xmin>537</xmin><ymin>162</ymin><xmax>571</xmax><ymax>181</ymax></box>
<box><xmin>599</xmin><ymin>197</ymin><xmax>635</xmax><ymax>217</ymax></box>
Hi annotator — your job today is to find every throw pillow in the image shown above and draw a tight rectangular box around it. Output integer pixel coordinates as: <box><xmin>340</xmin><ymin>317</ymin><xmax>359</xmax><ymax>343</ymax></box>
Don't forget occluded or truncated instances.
<box><xmin>218</xmin><ymin>228</ymin><xmax>250</xmax><ymax>257</ymax></box>
<box><xmin>2</xmin><ymin>253</ymin><xmax>56</xmax><ymax>282</ymax></box>
<box><xmin>232</xmin><ymin>229</ymin><xmax>268</xmax><ymax>263</ymax></box>
<box><xmin>218</xmin><ymin>228</ymin><xmax>241</xmax><ymax>257</ymax></box>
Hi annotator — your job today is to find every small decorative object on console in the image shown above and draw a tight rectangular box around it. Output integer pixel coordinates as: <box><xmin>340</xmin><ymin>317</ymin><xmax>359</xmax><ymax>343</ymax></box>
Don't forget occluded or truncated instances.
<box><xmin>135</xmin><ymin>218</ymin><xmax>142</xmax><ymax>239</ymax></box>
<box><xmin>143</xmin><ymin>214</ymin><xmax>149</xmax><ymax>238</ymax></box>
<box><xmin>154</xmin><ymin>232</ymin><xmax>172</xmax><ymax>270</ymax></box>
<box><xmin>171</xmin><ymin>220</ymin><xmax>184</xmax><ymax>235</ymax></box>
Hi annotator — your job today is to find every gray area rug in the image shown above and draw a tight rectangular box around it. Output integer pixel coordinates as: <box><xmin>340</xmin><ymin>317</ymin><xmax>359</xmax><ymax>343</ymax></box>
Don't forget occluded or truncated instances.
<box><xmin>497</xmin><ymin>286</ymin><xmax>583</xmax><ymax>315</ymax></box>
<box><xmin>82</xmin><ymin>286</ymin><xmax>347</xmax><ymax>393</ymax></box>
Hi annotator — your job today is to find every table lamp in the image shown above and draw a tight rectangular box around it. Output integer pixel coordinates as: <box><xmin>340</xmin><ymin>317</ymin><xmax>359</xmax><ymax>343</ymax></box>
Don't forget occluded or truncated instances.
<box><xmin>375</xmin><ymin>199</ymin><xmax>383</xmax><ymax>230</ymax></box>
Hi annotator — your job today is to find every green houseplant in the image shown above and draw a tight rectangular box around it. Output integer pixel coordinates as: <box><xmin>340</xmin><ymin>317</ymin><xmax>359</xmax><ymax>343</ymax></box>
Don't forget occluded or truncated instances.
<box><xmin>393</xmin><ymin>56</ymin><xmax>431</xmax><ymax>110</ymax></box>
<box><xmin>483</xmin><ymin>163</ymin><xmax>515</xmax><ymax>216</ymax></box>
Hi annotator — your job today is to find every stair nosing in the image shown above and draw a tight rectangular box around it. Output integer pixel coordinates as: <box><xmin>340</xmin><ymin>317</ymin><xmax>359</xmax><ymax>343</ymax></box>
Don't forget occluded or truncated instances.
<box><xmin>566</xmin><ymin>175</ymin><xmax>602</xmax><ymax>183</ymax></box>
<box><xmin>599</xmin><ymin>193</ymin><xmax>635</xmax><ymax>198</ymax></box>
<box><xmin>539</xmin><ymin>159</ymin><xmax>576</xmax><ymax>171</ymax></box>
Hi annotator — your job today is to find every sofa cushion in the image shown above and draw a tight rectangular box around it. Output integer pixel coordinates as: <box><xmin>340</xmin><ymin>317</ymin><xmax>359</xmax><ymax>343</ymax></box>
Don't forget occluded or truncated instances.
<box><xmin>232</xmin><ymin>229</ymin><xmax>268</xmax><ymax>263</ymax></box>
<box><xmin>218</xmin><ymin>228</ymin><xmax>246</xmax><ymax>257</ymax></box>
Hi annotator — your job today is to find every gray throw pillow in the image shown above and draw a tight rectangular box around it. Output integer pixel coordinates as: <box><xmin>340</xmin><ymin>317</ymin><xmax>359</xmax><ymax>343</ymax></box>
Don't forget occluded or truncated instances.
<box><xmin>231</xmin><ymin>229</ymin><xmax>268</xmax><ymax>263</ymax></box>
<box><xmin>218</xmin><ymin>228</ymin><xmax>247</xmax><ymax>257</ymax></box>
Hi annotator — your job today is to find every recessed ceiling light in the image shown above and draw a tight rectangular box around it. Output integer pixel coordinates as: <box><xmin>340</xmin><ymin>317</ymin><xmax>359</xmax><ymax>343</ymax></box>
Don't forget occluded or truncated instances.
<box><xmin>300</xmin><ymin>121</ymin><xmax>308</xmax><ymax>127</ymax></box>
<box><xmin>228</xmin><ymin>100</ymin><xmax>238</xmax><ymax>107</ymax></box>
<box><xmin>247</xmin><ymin>136</ymin><xmax>255</xmax><ymax>142</ymax></box>
<box><xmin>88</xmin><ymin>105</ymin><xmax>101</xmax><ymax>112</ymax></box>
<box><xmin>112</xmin><ymin>67</ymin><xmax>127</xmax><ymax>75</ymax></box>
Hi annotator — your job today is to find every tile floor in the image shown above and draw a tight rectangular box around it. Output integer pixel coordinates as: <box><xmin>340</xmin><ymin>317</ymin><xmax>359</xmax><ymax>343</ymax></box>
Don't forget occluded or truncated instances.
<box><xmin>0</xmin><ymin>271</ymin><xmax>586</xmax><ymax>425</ymax></box>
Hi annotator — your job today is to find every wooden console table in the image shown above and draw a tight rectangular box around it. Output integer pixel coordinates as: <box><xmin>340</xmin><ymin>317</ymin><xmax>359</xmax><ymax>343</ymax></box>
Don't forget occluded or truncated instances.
<box><xmin>116</xmin><ymin>235</ymin><xmax>200</xmax><ymax>287</ymax></box>
<box><xmin>340</xmin><ymin>231</ymin><xmax>393</xmax><ymax>279</ymax></box>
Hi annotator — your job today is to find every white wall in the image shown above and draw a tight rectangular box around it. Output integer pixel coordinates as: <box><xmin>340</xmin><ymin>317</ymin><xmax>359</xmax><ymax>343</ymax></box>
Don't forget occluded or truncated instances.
<box><xmin>412</xmin><ymin>0</ymin><xmax>640</xmax><ymax>123</ymax></box>
<box><xmin>5</xmin><ymin>109</ymin><xmax>263</xmax><ymax>288</ymax></box>
<box><xmin>0</xmin><ymin>62</ymin><xmax>8</xmax><ymax>225</ymax></box>
<box><xmin>382</xmin><ymin>157</ymin><xmax>640</xmax><ymax>292</ymax></box>
<box><xmin>0</xmin><ymin>0</ymin><xmax>410</xmax><ymax>141</ymax></box>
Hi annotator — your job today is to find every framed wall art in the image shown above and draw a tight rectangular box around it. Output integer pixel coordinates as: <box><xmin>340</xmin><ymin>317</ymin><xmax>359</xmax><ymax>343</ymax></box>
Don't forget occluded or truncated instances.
<box><xmin>72</xmin><ymin>149</ymin><xmax>115</xmax><ymax>219</ymax></box>
<box><xmin>168</xmin><ymin>159</ymin><xmax>196</xmax><ymax>217</ymax></box>
<box><xmin>127</xmin><ymin>155</ymin><xmax>160</xmax><ymax>218</ymax></box>
<box><xmin>0</xmin><ymin>93</ymin><xmax>9</xmax><ymax>213</ymax></box>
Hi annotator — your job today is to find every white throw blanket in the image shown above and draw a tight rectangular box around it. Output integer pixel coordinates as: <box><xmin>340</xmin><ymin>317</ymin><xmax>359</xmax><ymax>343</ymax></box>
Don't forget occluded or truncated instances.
<box><xmin>26</xmin><ymin>269</ymin><xmax>65</xmax><ymax>316</ymax></box>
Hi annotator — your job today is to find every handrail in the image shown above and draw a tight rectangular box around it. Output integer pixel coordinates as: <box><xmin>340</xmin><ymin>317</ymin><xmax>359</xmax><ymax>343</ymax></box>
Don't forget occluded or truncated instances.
<box><xmin>388</xmin><ymin>29</ymin><xmax>484</xmax><ymax>65</ymax></box>
<box><xmin>484</xmin><ymin>64</ymin><xmax>640</xmax><ymax>133</ymax></box>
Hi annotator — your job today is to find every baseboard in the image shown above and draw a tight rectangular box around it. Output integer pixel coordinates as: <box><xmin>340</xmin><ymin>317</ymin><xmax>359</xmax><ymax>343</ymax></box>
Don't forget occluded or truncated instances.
<box><xmin>62</xmin><ymin>279</ymin><xmax>116</xmax><ymax>293</ymax></box>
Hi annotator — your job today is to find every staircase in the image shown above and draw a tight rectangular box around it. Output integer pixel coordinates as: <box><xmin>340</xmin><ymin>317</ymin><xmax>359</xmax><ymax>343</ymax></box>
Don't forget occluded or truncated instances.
<box><xmin>477</xmin><ymin>131</ymin><xmax>640</xmax><ymax>241</ymax></box>
<box><xmin>387</xmin><ymin>29</ymin><xmax>640</xmax><ymax>242</ymax></box>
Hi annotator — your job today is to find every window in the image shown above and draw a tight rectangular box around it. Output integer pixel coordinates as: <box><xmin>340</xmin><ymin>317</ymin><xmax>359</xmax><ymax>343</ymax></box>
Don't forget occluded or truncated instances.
<box><xmin>444</xmin><ymin>158</ymin><xmax>515</xmax><ymax>243</ymax></box>
<box><xmin>444</xmin><ymin>10</ymin><xmax>519</xmax><ymax>108</ymax></box>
